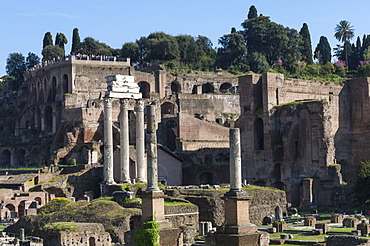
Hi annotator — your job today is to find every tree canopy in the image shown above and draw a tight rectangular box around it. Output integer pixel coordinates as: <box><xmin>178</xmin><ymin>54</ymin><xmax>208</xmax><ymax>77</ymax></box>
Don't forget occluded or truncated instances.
<box><xmin>71</xmin><ymin>28</ymin><xmax>81</xmax><ymax>54</ymax></box>
<box><xmin>334</xmin><ymin>20</ymin><xmax>355</xmax><ymax>70</ymax></box>
<box><xmin>314</xmin><ymin>36</ymin><xmax>332</xmax><ymax>65</ymax></box>
<box><xmin>299</xmin><ymin>23</ymin><xmax>313</xmax><ymax>64</ymax></box>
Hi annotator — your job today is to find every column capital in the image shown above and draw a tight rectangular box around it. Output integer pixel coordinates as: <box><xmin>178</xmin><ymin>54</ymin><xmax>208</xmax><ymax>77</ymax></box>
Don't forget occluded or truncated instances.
<box><xmin>120</xmin><ymin>98</ymin><xmax>129</xmax><ymax>108</ymax></box>
<box><xmin>104</xmin><ymin>97</ymin><xmax>113</xmax><ymax>107</ymax></box>
<box><xmin>135</xmin><ymin>99</ymin><xmax>145</xmax><ymax>111</ymax></box>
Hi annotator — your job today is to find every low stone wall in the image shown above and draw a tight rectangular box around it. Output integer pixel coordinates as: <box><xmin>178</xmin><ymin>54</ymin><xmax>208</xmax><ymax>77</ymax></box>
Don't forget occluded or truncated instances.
<box><xmin>179</xmin><ymin>186</ymin><xmax>287</xmax><ymax>225</ymax></box>
<box><xmin>326</xmin><ymin>235</ymin><xmax>370</xmax><ymax>246</ymax></box>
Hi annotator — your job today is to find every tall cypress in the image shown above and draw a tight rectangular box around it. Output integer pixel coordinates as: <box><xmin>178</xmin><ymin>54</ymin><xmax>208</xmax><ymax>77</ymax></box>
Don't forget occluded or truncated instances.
<box><xmin>247</xmin><ymin>5</ymin><xmax>258</xmax><ymax>19</ymax></box>
<box><xmin>71</xmin><ymin>28</ymin><xmax>81</xmax><ymax>54</ymax></box>
<box><xmin>314</xmin><ymin>36</ymin><xmax>331</xmax><ymax>65</ymax></box>
<box><xmin>43</xmin><ymin>32</ymin><xmax>53</xmax><ymax>48</ymax></box>
<box><xmin>299</xmin><ymin>23</ymin><xmax>313</xmax><ymax>64</ymax></box>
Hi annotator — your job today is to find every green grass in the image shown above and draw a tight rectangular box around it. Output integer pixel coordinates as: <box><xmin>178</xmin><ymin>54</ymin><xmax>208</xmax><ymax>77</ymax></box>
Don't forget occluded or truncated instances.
<box><xmin>164</xmin><ymin>200</ymin><xmax>194</xmax><ymax>206</ymax></box>
<box><xmin>0</xmin><ymin>225</ymin><xmax>7</xmax><ymax>231</ymax></box>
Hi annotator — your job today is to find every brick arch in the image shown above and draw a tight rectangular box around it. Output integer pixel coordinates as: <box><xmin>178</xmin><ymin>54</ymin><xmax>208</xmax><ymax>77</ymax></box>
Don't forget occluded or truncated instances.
<box><xmin>0</xmin><ymin>149</ymin><xmax>11</xmax><ymax>168</ymax></box>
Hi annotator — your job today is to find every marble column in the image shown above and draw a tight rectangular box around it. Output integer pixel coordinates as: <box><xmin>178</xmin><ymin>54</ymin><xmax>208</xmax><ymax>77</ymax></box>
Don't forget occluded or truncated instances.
<box><xmin>120</xmin><ymin>99</ymin><xmax>131</xmax><ymax>183</ymax></box>
<box><xmin>146</xmin><ymin>105</ymin><xmax>159</xmax><ymax>192</ymax></box>
<box><xmin>230</xmin><ymin>128</ymin><xmax>242</xmax><ymax>192</ymax></box>
<box><xmin>135</xmin><ymin>99</ymin><xmax>146</xmax><ymax>183</ymax></box>
<box><xmin>103</xmin><ymin>97</ymin><xmax>115</xmax><ymax>184</ymax></box>
<box><xmin>52</xmin><ymin>110</ymin><xmax>57</xmax><ymax>134</ymax></box>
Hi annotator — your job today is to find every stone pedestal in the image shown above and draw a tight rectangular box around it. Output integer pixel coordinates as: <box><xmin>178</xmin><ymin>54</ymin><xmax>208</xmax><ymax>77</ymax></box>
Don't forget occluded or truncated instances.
<box><xmin>331</xmin><ymin>213</ymin><xmax>343</xmax><ymax>223</ymax></box>
<box><xmin>316</xmin><ymin>223</ymin><xmax>329</xmax><ymax>234</ymax></box>
<box><xmin>140</xmin><ymin>191</ymin><xmax>166</xmax><ymax>222</ymax></box>
<box><xmin>304</xmin><ymin>216</ymin><xmax>316</xmax><ymax>226</ymax></box>
<box><xmin>222</xmin><ymin>191</ymin><xmax>258</xmax><ymax>234</ymax></box>
<box><xmin>206</xmin><ymin>231</ymin><xmax>269</xmax><ymax>246</ymax></box>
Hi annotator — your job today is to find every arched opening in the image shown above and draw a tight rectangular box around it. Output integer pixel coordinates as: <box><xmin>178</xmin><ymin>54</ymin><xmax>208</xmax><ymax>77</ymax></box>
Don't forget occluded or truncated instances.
<box><xmin>15</xmin><ymin>149</ymin><xmax>26</xmax><ymax>167</ymax></box>
<box><xmin>202</xmin><ymin>83</ymin><xmax>214</xmax><ymax>94</ymax></box>
<box><xmin>220</xmin><ymin>82</ymin><xmax>232</xmax><ymax>93</ymax></box>
<box><xmin>204</xmin><ymin>155</ymin><xmax>213</xmax><ymax>165</ymax></box>
<box><xmin>0</xmin><ymin>150</ymin><xmax>11</xmax><ymax>168</ymax></box>
<box><xmin>273</xmin><ymin>163</ymin><xmax>281</xmax><ymax>180</ymax></box>
<box><xmin>138</xmin><ymin>81</ymin><xmax>150</xmax><ymax>98</ymax></box>
<box><xmin>171</xmin><ymin>81</ymin><xmax>181</xmax><ymax>93</ymax></box>
<box><xmin>5</xmin><ymin>204</ymin><xmax>16</xmax><ymax>219</ymax></box>
<box><xmin>165</xmin><ymin>120</ymin><xmax>177</xmax><ymax>151</ymax></box>
<box><xmin>89</xmin><ymin>237</ymin><xmax>96</xmax><ymax>246</ymax></box>
<box><xmin>192</xmin><ymin>85</ymin><xmax>201</xmax><ymax>94</ymax></box>
<box><xmin>44</xmin><ymin>106</ymin><xmax>53</xmax><ymax>132</ymax></box>
<box><xmin>48</xmin><ymin>77</ymin><xmax>57</xmax><ymax>102</ymax></box>
<box><xmin>161</xmin><ymin>102</ymin><xmax>175</xmax><ymax>115</ymax></box>
<box><xmin>216</xmin><ymin>118</ymin><xmax>223</xmax><ymax>125</ymax></box>
<box><xmin>200</xmin><ymin>172</ymin><xmax>213</xmax><ymax>185</ymax></box>
<box><xmin>35</xmin><ymin>197</ymin><xmax>42</xmax><ymax>206</ymax></box>
<box><xmin>18</xmin><ymin>201</ymin><xmax>26</xmax><ymax>218</ymax></box>
<box><xmin>62</xmin><ymin>74</ymin><xmax>69</xmax><ymax>94</ymax></box>
<box><xmin>254</xmin><ymin>118</ymin><xmax>264</xmax><ymax>150</ymax></box>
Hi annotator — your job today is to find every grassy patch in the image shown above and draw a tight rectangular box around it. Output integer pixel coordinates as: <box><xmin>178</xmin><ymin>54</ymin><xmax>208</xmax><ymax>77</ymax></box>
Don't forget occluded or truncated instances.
<box><xmin>164</xmin><ymin>200</ymin><xmax>194</xmax><ymax>207</ymax></box>
<box><xmin>0</xmin><ymin>225</ymin><xmax>7</xmax><ymax>231</ymax></box>
<box><xmin>44</xmin><ymin>222</ymin><xmax>79</xmax><ymax>232</ymax></box>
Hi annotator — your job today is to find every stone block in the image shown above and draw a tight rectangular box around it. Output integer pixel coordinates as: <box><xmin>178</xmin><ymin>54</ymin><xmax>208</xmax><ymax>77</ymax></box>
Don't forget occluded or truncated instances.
<box><xmin>352</xmin><ymin>230</ymin><xmax>362</xmax><ymax>236</ymax></box>
<box><xmin>304</xmin><ymin>216</ymin><xmax>316</xmax><ymax>226</ymax></box>
<box><xmin>343</xmin><ymin>217</ymin><xmax>359</xmax><ymax>228</ymax></box>
<box><xmin>315</xmin><ymin>223</ymin><xmax>329</xmax><ymax>234</ymax></box>
<box><xmin>267</xmin><ymin>227</ymin><xmax>277</xmax><ymax>233</ymax></box>
<box><xmin>357</xmin><ymin>222</ymin><xmax>370</xmax><ymax>236</ymax></box>
<box><xmin>207</xmin><ymin>231</ymin><xmax>269</xmax><ymax>246</ymax></box>
<box><xmin>273</xmin><ymin>221</ymin><xmax>287</xmax><ymax>232</ymax></box>
<box><xmin>330</xmin><ymin>213</ymin><xmax>343</xmax><ymax>223</ymax></box>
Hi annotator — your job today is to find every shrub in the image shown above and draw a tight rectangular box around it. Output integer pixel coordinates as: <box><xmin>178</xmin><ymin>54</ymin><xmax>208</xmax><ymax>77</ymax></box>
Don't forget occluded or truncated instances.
<box><xmin>133</xmin><ymin>221</ymin><xmax>160</xmax><ymax>246</ymax></box>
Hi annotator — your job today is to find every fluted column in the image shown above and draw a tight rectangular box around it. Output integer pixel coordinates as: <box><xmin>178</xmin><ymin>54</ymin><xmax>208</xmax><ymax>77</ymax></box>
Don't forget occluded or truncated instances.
<box><xmin>103</xmin><ymin>97</ymin><xmax>115</xmax><ymax>184</ymax></box>
<box><xmin>146</xmin><ymin>105</ymin><xmax>159</xmax><ymax>191</ymax></box>
<box><xmin>135</xmin><ymin>99</ymin><xmax>146</xmax><ymax>183</ymax></box>
<box><xmin>120</xmin><ymin>99</ymin><xmax>131</xmax><ymax>183</ymax></box>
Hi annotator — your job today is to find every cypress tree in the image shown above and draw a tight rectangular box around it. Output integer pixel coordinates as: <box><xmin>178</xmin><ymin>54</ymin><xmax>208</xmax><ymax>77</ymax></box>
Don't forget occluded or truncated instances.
<box><xmin>299</xmin><ymin>23</ymin><xmax>313</xmax><ymax>64</ymax></box>
<box><xmin>247</xmin><ymin>5</ymin><xmax>258</xmax><ymax>19</ymax></box>
<box><xmin>71</xmin><ymin>28</ymin><xmax>81</xmax><ymax>54</ymax></box>
<box><xmin>43</xmin><ymin>32</ymin><xmax>53</xmax><ymax>48</ymax></box>
<box><xmin>314</xmin><ymin>36</ymin><xmax>331</xmax><ymax>65</ymax></box>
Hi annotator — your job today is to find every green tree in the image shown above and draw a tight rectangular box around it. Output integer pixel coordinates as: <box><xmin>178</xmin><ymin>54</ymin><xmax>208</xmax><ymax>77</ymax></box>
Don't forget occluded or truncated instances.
<box><xmin>136</xmin><ymin>36</ymin><xmax>148</xmax><ymax>64</ymax></box>
<box><xmin>6</xmin><ymin>52</ymin><xmax>26</xmax><ymax>90</ymax></box>
<box><xmin>80</xmin><ymin>37</ymin><xmax>113</xmax><ymax>56</ymax></box>
<box><xmin>146</xmin><ymin>32</ymin><xmax>179</xmax><ymax>61</ymax></box>
<box><xmin>299</xmin><ymin>23</ymin><xmax>313</xmax><ymax>64</ymax></box>
<box><xmin>193</xmin><ymin>35</ymin><xmax>216</xmax><ymax>70</ymax></box>
<box><xmin>43</xmin><ymin>32</ymin><xmax>53</xmax><ymax>48</ymax></box>
<box><xmin>42</xmin><ymin>45</ymin><xmax>64</xmax><ymax>61</ymax></box>
<box><xmin>247</xmin><ymin>5</ymin><xmax>258</xmax><ymax>19</ymax></box>
<box><xmin>334</xmin><ymin>20</ymin><xmax>355</xmax><ymax>70</ymax></box>
<box><xmin>121</xmin><ymin>42</ymin><xmax>140</xmax><ymax>63</ymax></box>
<box><xmin>353</xmin><ymin>161</ymin><xmax>370</xmax><ymax>205</ymax></box>
<box><xmin>314</xmin><ymin>36</ymin><xmax>332</xmax><ymax>65</ymax></box>
<box><xmin>216</xmin><ymin>29</ymin><xmax>247</xmax><ymax>70</ymax></box>
<box><xmin>242</xmin><ymin>15</ymin><xmax>289</xmax><ymax>66</ymax></box>
<box><xmin>55</xmin><ymin>33</ymin><xmax>68</xmax><ymax>53</ymax></box>
<box><xmin>175</xmin><ymin>35</ymin><xmax>196</xmax><ymax>63</ymax></box>
<box><xmin>281</xmin><ymin>27</ymin><xmax>302</xmax><ymax>73</ymax></box>
<box><xmin>71</xmin><ymin>28</ymin><xmax>81</xmax><ymax>54</ymax></box>
<box><xmin>247</xmin><ymin>52</ymin><xmax>269</xmax><ymax>73</ymax></box>
<box><xmin>25</xmin><ymin>52</ymin><xmax>40</xmax><ymax>69</ymax></box>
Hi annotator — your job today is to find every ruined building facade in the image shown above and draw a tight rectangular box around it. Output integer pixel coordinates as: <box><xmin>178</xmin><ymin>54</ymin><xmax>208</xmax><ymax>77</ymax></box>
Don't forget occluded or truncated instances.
<box><xmin>235</xmin><ymin>73</ymin><xmax>370</xmax><ymax>207</ymax></box>
<box><xmin>2</xmin><ymin>54</ymin><xmax>370</xmax><ymax>208</ymax></box>
<box><xmin>0</xmin><ymin>55</ymin><xmax>239</xmax><ymax>186</ymax></box>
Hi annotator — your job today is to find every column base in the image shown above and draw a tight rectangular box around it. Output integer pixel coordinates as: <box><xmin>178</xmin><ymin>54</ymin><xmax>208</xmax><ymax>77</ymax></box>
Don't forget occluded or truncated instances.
<box><xmin>140</xmin><ymin>190</ymin><xmax>166</xmax><ymax>221</ymax></box>
<box><xmin>206</xmin><ymin>231</ymin><xmax>269</xmax><ymax>246</ymax></box>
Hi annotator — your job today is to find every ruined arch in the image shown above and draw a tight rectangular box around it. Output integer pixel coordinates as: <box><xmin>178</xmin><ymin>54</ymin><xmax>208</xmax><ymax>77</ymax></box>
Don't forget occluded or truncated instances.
<box><xmin>165</xmin><ymin>120</ymin><xmax>177</xmax><ymax>151</ymax></box>
<box><xmin>171</xmin><ymin>80</ymin><xmax>181</xmax><ymax>93</ymax></box>
<box><xmin>47</xmin><ymin>76</ymin><xmax>57</xmax><ymax>102</ymax></box>
<box><xmin>0</xmin><ymin>150</ymin><xmax>11</xmax><ymax>168</ymax></box>
<box><xmin>254</xmin><ymin>118</ymin><xmax>264</xmax><ymax>150</ymax></box>
<box><xmin>15</xmin><ymin>149</ymin><xmax>26</xmax><ymax>167</ymax></box>
<box><xmin>202</xmin><ymin>83</ymin><xmax>214</xmax><ymax>94</ymax></box>
<box><xmin>44</xmin><ymin>106</ymin><xmax>53</xmax><ymax>132</ymax></box>
<box><xmin>161</xmin><ymin>102</ymin><xmax>175</xmax><ymax>115</ymax></box>
<box><xmin>138</xmin><ymin>81</ymin><xmax>150</xmax><ymax>98</ymax></box>
<box><xmin>18</xmin><ymin>200</ymin><xmax>27</xmax><ymax>218</ymax></box>
<box><xmin>220</xmin><ymin>82</ymin><xmax>232</xmax><ymax>93</ymax></box>
<box><xmin>62</xmin><ymin>74</ymin><xmax>69</xmax><ymax>94</ymax></box>
<box><xmin>5</xmin><ymin>204</ymin><xmax>16</xmax><ymax>219</ymax></box>
<box><xmin>272</xmin><ymin>163</ymin><xmax>281</xmax><ymax>180</ymax></box>
<box><xmin>216</xmin><ymin>118</ymin><xmax>223</xmax><ymax>125</ymax></box>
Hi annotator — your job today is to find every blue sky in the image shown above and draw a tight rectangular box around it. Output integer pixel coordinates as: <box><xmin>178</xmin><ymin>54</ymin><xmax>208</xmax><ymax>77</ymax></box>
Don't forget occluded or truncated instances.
<box><xmin>1</xmin><ymin>0</ymin><xmax>368</xmax><ymax>76</ymax></box>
